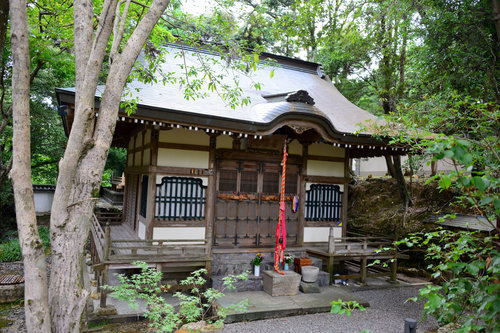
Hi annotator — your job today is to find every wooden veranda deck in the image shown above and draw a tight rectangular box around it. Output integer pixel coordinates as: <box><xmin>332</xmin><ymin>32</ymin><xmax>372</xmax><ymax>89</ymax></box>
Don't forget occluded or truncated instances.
<box><xmin>89</xmin><ymin>214</ymin><xmax>212</xmax><ymax>308</ymax></box>
<box><xmin>306</xmin><ymin>230</ymin><xmax>408</xmax><ymax>285</ymax></box>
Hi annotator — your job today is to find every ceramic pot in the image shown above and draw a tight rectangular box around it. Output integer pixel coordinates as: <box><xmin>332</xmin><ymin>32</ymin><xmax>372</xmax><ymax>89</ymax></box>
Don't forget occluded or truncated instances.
<box><xmin>301</xmin><ymin>265</ymin><xmax>319</xmax><ymax>282</ymax></box>
<box><xmin>254</xmin><ymin>265</ymin><xmax>260</xmax><ymax>276</ymax></box>
<box><xmin>284</xmin><ymin>263</ymin><xmax>289</xmax><ymax>270</ymax></box>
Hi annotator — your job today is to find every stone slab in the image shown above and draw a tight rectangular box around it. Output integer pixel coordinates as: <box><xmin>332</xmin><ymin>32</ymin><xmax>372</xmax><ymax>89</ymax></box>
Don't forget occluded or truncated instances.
<box><xmin>211</xmin><ymin>274</ymin><xmax>263</xmax><ymax>292</ymax></box>
<box><xmin>218</xmin><ymin>285</ymin><xmax>370</xmax><ymax>323</ymax></box>
<box><xmin>317</xmin><ymin>271</ymin><xmax>330</xmax><ymax>286</ymax></box>
<box><xmin>299</xmin><ymin>281</ymin><xmax>320</xmax><ymax>293</ymax></box>
<box><xmin>262</xmin><ymin>270</ymin><xmax>301</xmax><ymax>296</ymax></box>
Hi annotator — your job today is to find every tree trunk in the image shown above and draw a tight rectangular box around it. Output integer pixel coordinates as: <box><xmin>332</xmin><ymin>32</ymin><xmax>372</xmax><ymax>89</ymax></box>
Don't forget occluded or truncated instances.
<box><xmin>9</xmin><ymin>0</ymin><xmax>51</xmax><ymax>331</ymax></box>
<box><xmin>392</xmin><ymin>155</ymin><xmax>413</xmax><ymax>209</ymax></box>
<box><xmin>48</xmin><ymin>1</ymin><xmax>171</xmax><ymax>332</ymax></box>
<box><xmin>384</xmin><ymin>155</ymin><xmax>396</xmax><ymax>177</ymax></box>
<box><xmin>492</xmin><ymin>0</ymin><xmax>500</xmax><ymax>43</ymax></box>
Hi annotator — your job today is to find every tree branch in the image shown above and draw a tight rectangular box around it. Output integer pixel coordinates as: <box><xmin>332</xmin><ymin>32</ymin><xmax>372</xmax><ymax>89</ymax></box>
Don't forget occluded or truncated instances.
<box><xmin>110</xmin><ymin>0</ymin><xmax>132</xmax><ymax>62</ymax></box>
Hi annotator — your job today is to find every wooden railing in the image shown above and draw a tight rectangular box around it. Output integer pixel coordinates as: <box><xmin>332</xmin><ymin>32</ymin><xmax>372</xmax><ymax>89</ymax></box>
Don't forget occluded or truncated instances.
<box><xmin>328</xmin><ymin>234</ymin><xmax>394</xmax><ymax>254</ymax></box>
<box><xmin>108</xmin><ymin>238</ymin><xmax>208</xmax><ymax>262</ymax></box>
<box><xmin>90</xmin><ymin>214</ymin><xmax>107</xmax><ymax>264</ymax></box>
<box><xmin>90</xmin><ymin>214</ymin><xmax>209</xmax><ymax>264</ymax></box>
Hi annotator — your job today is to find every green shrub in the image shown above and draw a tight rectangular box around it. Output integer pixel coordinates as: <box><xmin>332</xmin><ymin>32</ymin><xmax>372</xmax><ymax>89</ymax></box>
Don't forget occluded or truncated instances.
<box><xmin>0</xmin><ymin>226</ymin><xmax>51</xmax><ymax>262</ymax></box>
<box><xmin>107</xmin><ymin>261</ymin><xmax>249</xmax><ymax>332</ymax></box>
<box><xmin>0</xmin><ymin>238</ymin><xmax>22</xmax><ymax>262</ymax></box>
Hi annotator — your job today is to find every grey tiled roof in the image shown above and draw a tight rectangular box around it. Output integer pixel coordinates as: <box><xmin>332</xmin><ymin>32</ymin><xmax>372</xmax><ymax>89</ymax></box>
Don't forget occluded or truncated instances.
<box><xmin>426</xmin><ymin>214</ymin><xmax>495</xmax><ymax>232</ymax></box>
<box><xmin>57</xmin><ymin>43</ymin><xmax>382</xmax><ymax>138</ymax></box>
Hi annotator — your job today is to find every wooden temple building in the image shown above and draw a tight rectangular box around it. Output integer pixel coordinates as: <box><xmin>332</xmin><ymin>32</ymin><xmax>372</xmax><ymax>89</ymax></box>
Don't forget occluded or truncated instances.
<box><xmin>56</xmin><ymin>43</ymin><xmax>407</xmax><ymax>303</ymax></box>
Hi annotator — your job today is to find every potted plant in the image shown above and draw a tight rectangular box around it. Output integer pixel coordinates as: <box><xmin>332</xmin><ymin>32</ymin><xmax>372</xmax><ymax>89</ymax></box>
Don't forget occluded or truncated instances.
<box><xmin>284</xmin><ymin>253</ymin><xmax>293</xmax><ymax>270</ymax></box>
<box><xmin>250</xmin><ymin>253</ymin><xmax>264</xmax><ymax>276</ymax></box>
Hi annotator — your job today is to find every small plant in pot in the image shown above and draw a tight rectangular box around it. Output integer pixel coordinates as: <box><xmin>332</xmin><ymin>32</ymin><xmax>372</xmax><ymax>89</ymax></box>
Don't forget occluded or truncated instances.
<box><xmin>284</xmin><ymin>253</ymin><xmax>293</xmax><ymax>270</ymax></box>
<box><xmin>250</xmin><ymin>253</ymin><xmax>264</xmax><ymax>276</ymax></box>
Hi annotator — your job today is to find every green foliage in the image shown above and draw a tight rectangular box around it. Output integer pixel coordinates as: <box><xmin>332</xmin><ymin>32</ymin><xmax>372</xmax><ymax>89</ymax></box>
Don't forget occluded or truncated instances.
<box><xmin>107</xmin><ymin>261</ymin><xmax>249</xmax><ymax>332</ymax></box>
<box><xmin>330</xmin><ymin>298</ymin><xmax>366</xmax><ymax>316</ymax></box>
<box><xmin>398</xmin><ymin>231</ymin><xmax>500</xmax><ymax>332</ymax></box>
<box><xmin>104</xmin><ymin>148</ymin><xmax>127</xmax><ymax>176</ymax></box>
<box><xmin>250</xmin><ymin>252</ymin><xmax>264</xmax><ymax>266</ymax></box>
<box><xmin>0</xmin><ymin>238</ymin><xmax>21</xmax><ymax>262</ymax></box>
<box><xmin>0</xmin><ymin>226</ymin><xmax>50</xmax><ymax>262</ymax></box>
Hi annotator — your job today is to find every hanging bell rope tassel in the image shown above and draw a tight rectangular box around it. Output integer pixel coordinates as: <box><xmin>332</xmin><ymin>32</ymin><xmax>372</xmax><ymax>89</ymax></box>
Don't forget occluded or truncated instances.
<box><xmin>274</xmin><ymin>139</ymin><xmax>288</xmax><ymax>275</ymax></box>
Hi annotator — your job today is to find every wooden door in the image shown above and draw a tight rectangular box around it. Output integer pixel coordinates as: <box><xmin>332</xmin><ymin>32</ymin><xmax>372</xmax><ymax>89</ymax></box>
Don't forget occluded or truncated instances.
<box><xmin>214</xmin><ymin>160</ymin><xmax>300</xmax><ymax>248</ymax></box>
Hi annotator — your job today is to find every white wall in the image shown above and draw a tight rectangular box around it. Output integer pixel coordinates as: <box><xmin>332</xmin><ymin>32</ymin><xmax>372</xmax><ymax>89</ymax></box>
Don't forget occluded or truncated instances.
<box><xmin>307</xmin><ymin>160</ymin><xmax>344</xmax><ymax>177</ymax></box>
<box><xmin>303</xmin><ymin>227</ymin><xmax>342</xmax><ymax>242</ymax></box>
<box><xmin>157</xmin><ymin>148</ymin><xmax>209</xmax><ymax>168</ymax></box>
<box><xmin>309</xmin><ymin>143</ymin><xmax>344</xmax><ymax>157</ymax></box>
<box><xmin>357</xmin><ymin>156</ymin><xmax>457</xmax><ymax>177</ymax></box>
<box><xmin>152</xmin><ymin>227</ymin><xmax>205</xmax><ymax>244</ymax></box>
<box><xmin>159</xmin><ymin>128</ymin><xmax>208</xmax><ymax>146</ymax></box>
<box><xmin>33</xmin><ymin>191</ymin><xmax>54</xmax><ymax>214</ymax></box>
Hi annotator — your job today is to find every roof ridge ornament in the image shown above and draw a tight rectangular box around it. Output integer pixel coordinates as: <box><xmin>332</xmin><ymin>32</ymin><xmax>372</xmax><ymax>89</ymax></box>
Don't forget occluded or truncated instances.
<box><xmin>285</xmin><ymin>90</ymin><xmax>315</xmax><ymax>105</ymax></box>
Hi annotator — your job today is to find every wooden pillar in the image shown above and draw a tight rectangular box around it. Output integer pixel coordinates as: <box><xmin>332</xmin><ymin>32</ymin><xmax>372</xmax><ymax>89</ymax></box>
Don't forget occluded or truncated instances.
<box><xmin>328</xmin><ymin>255</ymin><xmax>335</xmax><ymax>285</ymax></box>
<box><xmin>328</xmin><ymin>227</ymin><xmax>336</xmax><ymax>254</ymax></box>
<box><xmin>342</xmin><ymin>149</ymin><xmax>350</xmax><ymax>237</ymax></box>
<box><xmin>327</xmin><ymin>227</ymin><xmax>336</xmax><ymax>285</ymax></box>
<box><xmin>205</xmin><ymin>134</ymin><xmax>218</xmax><ymax>254</ymax></box>
<box><xmin>99</xmin><ymin>266</ymin><xmax>108</xmax><ymax>308</ymax></box>
<box><xmin>145</xmin><ymin>129</ymin><xmax>159</xmax><ymax>239</ymax></box>
<box><xmin>298</xmin><ymin>142</ymin><xmax>310</xmax><ymax>246</ymax></box>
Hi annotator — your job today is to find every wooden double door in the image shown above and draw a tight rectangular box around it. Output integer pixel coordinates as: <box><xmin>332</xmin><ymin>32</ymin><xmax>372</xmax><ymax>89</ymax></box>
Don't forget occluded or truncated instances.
<box><xmin>213</xmin><ymin>159</ymin><xmax>300</xmax><ymax>248</ymax></box>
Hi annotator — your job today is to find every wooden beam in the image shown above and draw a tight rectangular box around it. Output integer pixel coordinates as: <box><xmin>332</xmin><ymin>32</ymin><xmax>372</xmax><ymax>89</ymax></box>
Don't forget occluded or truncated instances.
<box><xmin>125</xmin><ymin>165</ymin><xmax>213</xmax><ymax>176</ymax></box>
<box><xmin>215</xmin><ymin>149</ymin><xmax>302</xmax><ymax>164</ymax></box>
<box><xmin>304</xmin><ymin>175</ymin><xmax>348</xmax><ymax>184</ymax></box>
<box><xmin>307</xmin><ymin>155</ymin><xmax>345</xmax><ymax>163</ymax></box>
<box><xmin>157</xmin><ymin>142</ymin><xmax>210</xmax><ymax>151</ymax></box>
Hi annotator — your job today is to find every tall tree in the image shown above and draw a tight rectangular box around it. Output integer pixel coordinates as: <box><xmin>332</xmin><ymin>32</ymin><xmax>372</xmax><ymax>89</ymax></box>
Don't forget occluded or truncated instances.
<box><xmin>9</xmin><ymin>0</ymin><xmax>52</xmax><ymax>331</ymax></box>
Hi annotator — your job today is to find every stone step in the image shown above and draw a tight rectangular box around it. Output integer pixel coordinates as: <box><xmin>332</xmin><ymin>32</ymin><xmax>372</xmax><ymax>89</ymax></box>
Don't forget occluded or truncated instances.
<box><xmin>211</xmin><ymin>274</ymin><xmax>263</xmax><ymax>293</ymax></box>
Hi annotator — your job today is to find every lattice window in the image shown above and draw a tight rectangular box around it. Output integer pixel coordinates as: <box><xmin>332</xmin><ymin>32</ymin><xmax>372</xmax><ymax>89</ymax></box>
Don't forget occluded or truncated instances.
<box><xmin>263</xmin><ymin>172</ymin><xmax>279</xmax><ymax>194</ymax></box>
<box><xmin>155</xmin><ymin>177</ymin><xmax>206</xmax><ymax>220</ymax></box>
<box><xmin>240</xmin><ymin>170</ymin><xmax>258</xmax><ymax>193</ymax></box>
<box><xmin>285</xmin><ymin>172</ymin><xmax>298</xmax><ymax>194</ymax></box>
<box><xmin>305</xmin><ymin>184</ymin><xmax>342</xmax><ymax>221</ymax></box>
<box><xmin>219</xmin><ymin>169</ymin><xmax>237</xmax><ymax>192</ymax></box>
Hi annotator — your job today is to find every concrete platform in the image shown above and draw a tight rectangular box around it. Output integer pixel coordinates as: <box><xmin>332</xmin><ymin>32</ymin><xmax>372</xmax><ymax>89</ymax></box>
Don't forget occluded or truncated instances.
<box><xmin>218</xmin><ymin>286</ymin><xmax>369</xmax><ymax>323</ymax></box>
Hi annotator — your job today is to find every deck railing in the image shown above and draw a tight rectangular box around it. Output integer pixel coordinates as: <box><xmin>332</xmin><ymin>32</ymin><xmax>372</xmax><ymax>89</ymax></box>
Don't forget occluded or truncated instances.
<box><xmin>89</xmin><ymin>214</ymin><xmax>209</xmax><ymax>264</ymax></box>
<box><xmin>90</xmin><ymin>214</ymin><xmax>107</xmax><ymax>264</ymax></box>
<box><xmin>108</xmin><ymin>238</ymin><xmax>208</xmax><ymax>262</ymax></box>
<box><xmin>328</xmin><ymin>235</ymin><xmax>394</xmax><ymax>254</ymax></box>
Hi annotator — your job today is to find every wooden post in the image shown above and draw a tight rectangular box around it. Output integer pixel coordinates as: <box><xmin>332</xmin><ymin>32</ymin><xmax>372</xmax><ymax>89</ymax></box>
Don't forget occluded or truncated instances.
<box><xmin>99</xmin><ymin>266</ymin><xmax>108</xmax><ymax>308</ymax></box>
<box><xmin>360</xmin><ymin>257</ymin><xmax>367</xmax><ymax>285</ymax></box>
<box><xmin>328</xmin><ymin>227</ymin><xmax>336</xmax><ymax>254</ymax></box>
<box><xmin>328</xmin><ymin>255</ymin><xmax>334</xmax><ymax>285</ymax></box>
<box><xmin>205</xmin><ymin>134</ymin><xmax>218</xmax><ymax>254</ymax></box>
<box><xmin>342</xmin><ymin>150</ymin><xmax>350</xmax><ymax>237</ymax></box>
<box><xmin>104</xmin><ymin>223</ymin><xmax>111</xmax><ymax>261</ymax></box>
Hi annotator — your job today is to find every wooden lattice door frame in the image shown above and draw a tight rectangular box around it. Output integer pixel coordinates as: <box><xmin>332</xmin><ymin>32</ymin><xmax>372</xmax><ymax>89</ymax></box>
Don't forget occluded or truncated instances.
<box><xmin>213</xmin><ymin>158</ymin><xmax>301</xmax><ymax>248</ymax></box>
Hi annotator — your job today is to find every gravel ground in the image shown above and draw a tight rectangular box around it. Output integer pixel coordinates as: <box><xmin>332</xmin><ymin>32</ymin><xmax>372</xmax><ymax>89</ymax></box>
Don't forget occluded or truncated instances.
<box><xmin>223</xmin><ymin>286</ymin><xmax>438</xmax><ymax>333</ymax></box>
